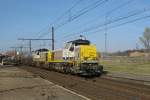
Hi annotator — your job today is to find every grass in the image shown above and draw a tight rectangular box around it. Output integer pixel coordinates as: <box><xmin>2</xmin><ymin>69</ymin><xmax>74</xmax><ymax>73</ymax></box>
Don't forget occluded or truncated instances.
<box><xmin>101</xmin><ymin>62</ymin><xmax>150</xmax><ymax>75</ymax></box>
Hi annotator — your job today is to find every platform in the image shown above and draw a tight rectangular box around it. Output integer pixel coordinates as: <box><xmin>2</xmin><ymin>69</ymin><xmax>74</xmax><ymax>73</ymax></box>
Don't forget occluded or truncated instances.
<box><xmin>0</xmin><ymin>66</ymin><xmax>90</xmax><ymax>100</ymax></box>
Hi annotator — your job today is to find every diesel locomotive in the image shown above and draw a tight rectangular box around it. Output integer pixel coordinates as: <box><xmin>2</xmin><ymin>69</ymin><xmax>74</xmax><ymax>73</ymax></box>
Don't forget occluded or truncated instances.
<box><xmin>32</xmin><ymin>38</ymin><xmax>103</xmax><ymax>76</ymax></box>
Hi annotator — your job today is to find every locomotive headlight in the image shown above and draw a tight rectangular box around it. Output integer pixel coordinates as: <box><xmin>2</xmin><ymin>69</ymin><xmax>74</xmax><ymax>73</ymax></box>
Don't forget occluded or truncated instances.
<box><xmin>84</xmin><ymin>60</ymin><xmax>87</xmax><ymax>62</ymax></box>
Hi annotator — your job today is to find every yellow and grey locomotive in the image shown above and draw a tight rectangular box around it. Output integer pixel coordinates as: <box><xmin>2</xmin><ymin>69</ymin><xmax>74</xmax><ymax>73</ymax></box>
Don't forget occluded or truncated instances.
<box><xmin>32</xmin><ymin>38</ymin><xmax>103</xmax><ymax>76</ymax></box>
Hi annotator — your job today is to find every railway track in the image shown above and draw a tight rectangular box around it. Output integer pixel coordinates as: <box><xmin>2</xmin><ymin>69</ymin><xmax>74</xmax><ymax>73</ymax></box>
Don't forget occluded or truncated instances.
<box><xmin>21</xmin><ymin>66</ymin><xmax>150</xmax><ymax>100</ymax></box>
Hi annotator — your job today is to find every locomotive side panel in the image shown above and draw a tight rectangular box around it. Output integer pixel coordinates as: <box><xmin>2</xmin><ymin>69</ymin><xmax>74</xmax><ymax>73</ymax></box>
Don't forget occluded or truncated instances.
<box><xmin>53</xmin><ymin>50</ymin><xmax>63</xmax><ymax>61</ymax></box>
<box><xmin>80</xmin><ymin>45</ymin><xmax>97</xmax><ymax>61</ymax></box>
<box><xmin>74</xmin><ymin>45</ymin><xmax>97</xmax><ymax>62</ymax></box>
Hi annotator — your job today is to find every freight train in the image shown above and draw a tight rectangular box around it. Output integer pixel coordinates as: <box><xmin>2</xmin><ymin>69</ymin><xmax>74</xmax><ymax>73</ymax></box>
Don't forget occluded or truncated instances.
<box><xmin>32</xmin><ymin>37</ymin><xmax>103</xmax><ymax>76</ymax></box>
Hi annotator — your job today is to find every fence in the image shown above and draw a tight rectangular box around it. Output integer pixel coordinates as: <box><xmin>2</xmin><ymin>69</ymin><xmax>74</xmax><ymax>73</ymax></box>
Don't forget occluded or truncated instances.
<box><xmin>101</xmin><ymin>56</ymin><xmax>150</xmax><ymax>63</ymax></box>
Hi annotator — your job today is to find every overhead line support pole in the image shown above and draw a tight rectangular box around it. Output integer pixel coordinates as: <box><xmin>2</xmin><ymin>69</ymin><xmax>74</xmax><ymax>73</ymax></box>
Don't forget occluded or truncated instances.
<box><xmin>105</xmin><ymin>14</ymin><xmax>108</xmax><ymax>57</ymax></box>
<box><xmin>52</xmin><ymin>27</ymin><xmax>55</xmax><ymax>51</ymax></box>
<box><xmin>18</xmin><ymin>38</ymin><xmax>52</xmax><ymax>53</ymax></box>
<box><xmin>29</xmin><ymin>40</ymin><xmax>32</xmax><ymax>53</ymax></box>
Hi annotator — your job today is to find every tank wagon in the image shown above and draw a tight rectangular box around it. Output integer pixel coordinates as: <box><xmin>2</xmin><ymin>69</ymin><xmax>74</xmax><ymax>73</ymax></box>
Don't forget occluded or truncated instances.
<box><xmin>32</xmin><ymin>38</ymin><xmax>103</xmax><ymax>76</ymax></box>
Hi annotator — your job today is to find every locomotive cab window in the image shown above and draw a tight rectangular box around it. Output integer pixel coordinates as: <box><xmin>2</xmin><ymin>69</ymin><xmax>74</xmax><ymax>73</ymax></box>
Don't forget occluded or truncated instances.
<box><xmin>37</xmin><ymin>52</ymin><xmax>39</xmax><ymax>55</ymax></box>
<box><xmin>69</xmin><ymin>46</ymin><xmax>74</xmax><ymax>51</ymax></box>
<box><xmin>64</xmin><ymin>43</ymin><xmax>70</xmax><ymax>49</ymax></box>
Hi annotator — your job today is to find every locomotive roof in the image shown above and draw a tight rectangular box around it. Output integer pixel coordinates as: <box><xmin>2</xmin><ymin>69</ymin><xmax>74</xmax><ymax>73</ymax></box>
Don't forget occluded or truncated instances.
<box><xmin>34</xmin><ymin>48</ymin><xmax>49</xmax><ymax>52</ymax></box>
<box><xmin>67</xmin><ymin>39</ymin><xmax>90</xmax><ymax>45</ymax></box>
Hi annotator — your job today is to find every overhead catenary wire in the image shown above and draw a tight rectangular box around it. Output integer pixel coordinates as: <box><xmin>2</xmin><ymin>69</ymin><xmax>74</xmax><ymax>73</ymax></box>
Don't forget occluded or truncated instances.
<box><xmin>38</xmin><ymin>0</ymin><xmax>108</xmax><ymax>39</ymax></box>
<box><xmin>51</xmin><ymin>0</ymin><xmax>84</xmax><ymax>26</ymax></box>
<box><xmin>63</xmin><ymin>6</ymin><xmax>150</xmax><ymax>38</ymax></box>
<box><xmin>81</xmin><ymin>6</ymin><xmax>150</xmax><ymax>33</ymax></box>
<box><xmin>55</xmin><ymin>0</ymin><xmax>109</xmax><ymax>29</ymax></box>
<box><xmin>38</xmin><ymin>29</ymin><xmax>50</xmax><ymax>39</ymax></box>
<box><xmin>61</xmin><ymin>0</ymin><xmax>134</xmax><ymax>38</ymax></box>
<box><xmin>37</xmin><ymin>0</ymin><xmax>83</xmax><ymax>39</ymax></box>
<box><xmin>106</xmin><ymin>0</ymin><xmax>134</xmax><ymax>15</ymax></box>
<box><xmin>70</xmin><ymin>14</ymin><xmax>150</xmax><ymax>38</ymax></box>
<box><xmin>88</xmin><ymin>14</ymin><xmax>150</xmax><ymax>36</ymax></box>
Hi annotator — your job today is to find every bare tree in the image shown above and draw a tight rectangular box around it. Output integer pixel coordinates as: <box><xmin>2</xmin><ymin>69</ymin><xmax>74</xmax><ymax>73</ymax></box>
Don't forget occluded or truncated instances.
<box><xmin>139</xmin><ymin>27</ymin><xmax>150</xmax><ymax>51</ymax></box>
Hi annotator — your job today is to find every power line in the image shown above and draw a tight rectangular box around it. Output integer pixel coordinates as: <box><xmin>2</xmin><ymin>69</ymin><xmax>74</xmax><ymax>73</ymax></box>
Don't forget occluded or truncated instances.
<box><xmin>38</xmin><ymin>30</ymin><xmax>50</xmax><ymax>39</ymax></box>
<box><xmin>80</xmin><ymin>7</ymin><xmax>150</xmax><ymax>33</ymax></box>
<box><xmin>29</xmin><ymin>24</ymin><xmax>52</xmax><ymax>39</ymax></box>
<box><xmin>56</xmin><ymin>0</ymin><xmax>108</xmax><ymax>29</ymax></box>
<box><xmin>63</xmin><ymin>6</ymin><xmax>150</xmax><ymax>38</ymax></box>
<box><xmin>39</xmin><ymin>0</ymin><xmax>108</xmax><ymax>40</ymax></box>
<box><xmin>52</xmin><ymin>0</ymin><xmax>84</xmax><ymax>26</ymax></box>
<box><xmin>103</xmin><ymin>0</ymin><xmax>134</xmax><ymax>54</ymax></box>
<box><xmin>106</xmin><ymin>0</ymin><xmax>134</xmax><ymax>15</ymax></box>
<box><xmin>65</xmin><ymin>14</ymin><xmax>150</xmax><ymax>41</ymax></box>
<box><xmin>37</xmin><ymin>0</ymin><xmax>83</xmax><ymax>39</ymax></box>
<box><xmin>105</xmin><ymin>0</ymin><xmax>132</xmax><ymax>53</ymax></box>
<box><xmin>88</xmin><ymin>14</ymin><xmax>150</xmax><ymax>36</ymax></box>
<box><xmin>55</xmin><ymin>0</ymin><xmax>109</xmax><ymax>29</ymax></box>
<box><xmin>70</xmin><ymin>0</ymin><xmax>108</xmax><ymax>20</ymax></box>
<box><xmin>61</xmin><ymin>0</ymin><xmax>134</xmax><ymax>39</ymax></box>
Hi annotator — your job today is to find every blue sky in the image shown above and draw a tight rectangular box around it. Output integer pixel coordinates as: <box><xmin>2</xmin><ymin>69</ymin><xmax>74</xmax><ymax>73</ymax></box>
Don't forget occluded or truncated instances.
<box><xmin>0</xmin><ymin>0</ymin><xmax>150</xmax><ymax>52</ymax></box>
